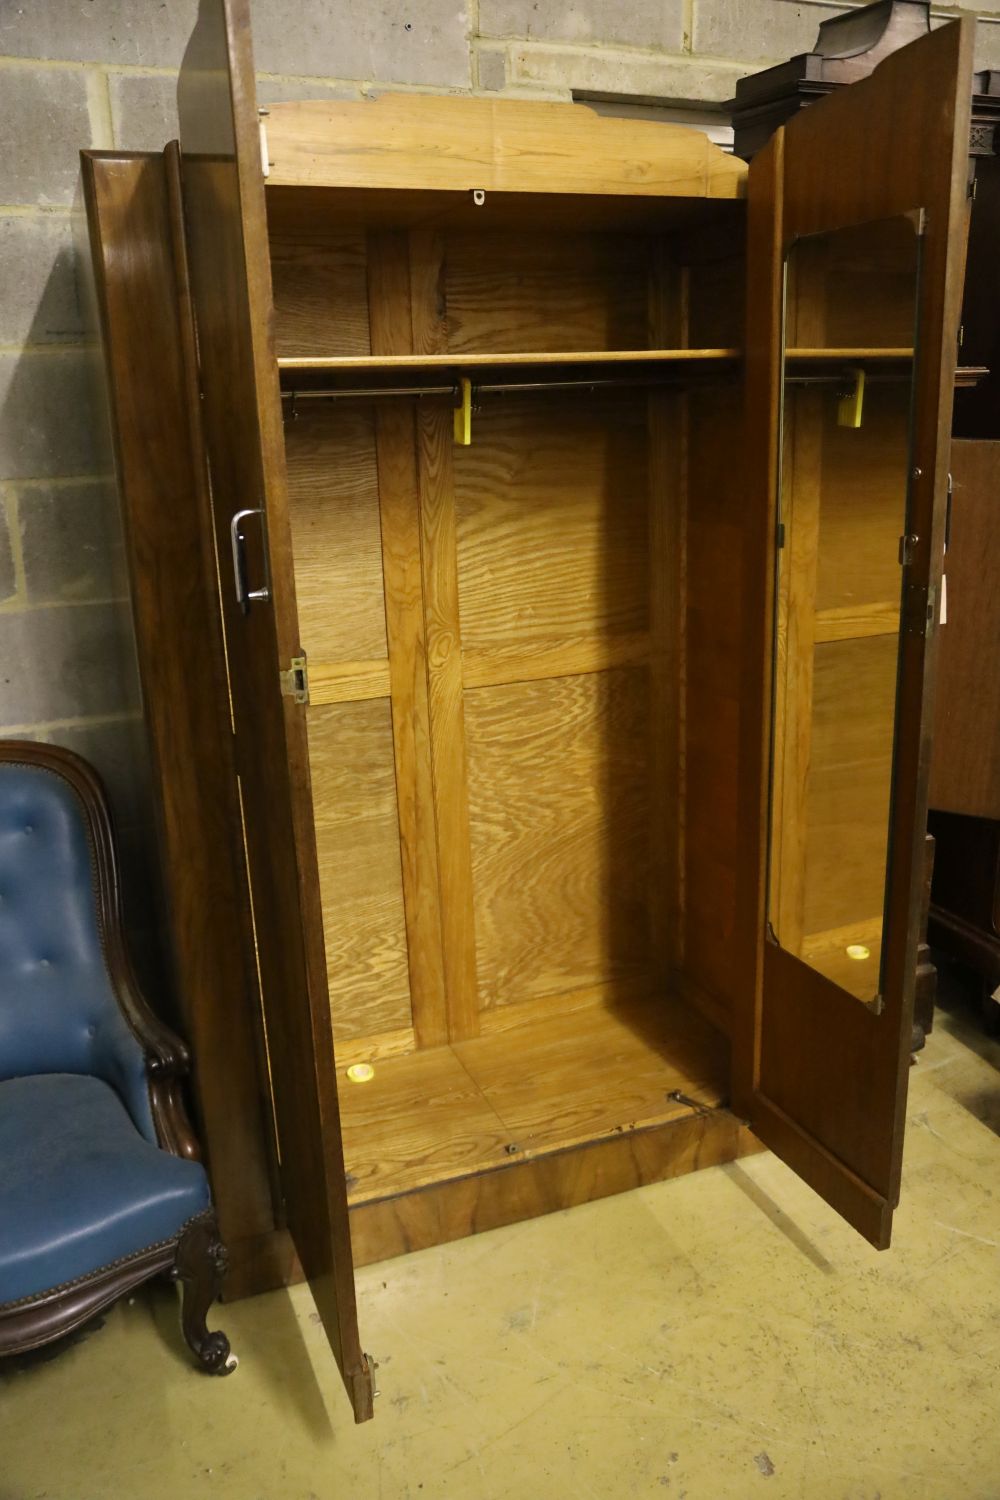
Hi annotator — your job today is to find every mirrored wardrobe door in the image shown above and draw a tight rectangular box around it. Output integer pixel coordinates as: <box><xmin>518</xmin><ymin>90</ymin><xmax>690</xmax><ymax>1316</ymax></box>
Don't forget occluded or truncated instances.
<box><xmin>737</xmin><ymin>17</ymin><xmax>974</xmax><ymax>1249</ymax></box>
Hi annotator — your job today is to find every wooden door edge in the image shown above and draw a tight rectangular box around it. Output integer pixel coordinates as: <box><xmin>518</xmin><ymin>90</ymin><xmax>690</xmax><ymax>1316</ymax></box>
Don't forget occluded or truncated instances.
<box><xmin>749</xmin><ymin>1094</ymin><xmax>892</xmax><ymax>1249</ymax></box>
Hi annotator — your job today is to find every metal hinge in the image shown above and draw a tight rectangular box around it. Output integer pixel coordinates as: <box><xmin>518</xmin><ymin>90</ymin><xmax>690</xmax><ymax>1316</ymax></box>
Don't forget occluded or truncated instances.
<box><xmin>279</xmin><ymin>654</ymin><xmax>309</xmax><ymax>704</ymax></box>
<box><xmin>902</xmin><ymin>581</ymin><xmax>935</xmax><ymax>637</ymax></box>
<box><xmin>667</xmin><ymin>1090</ymin><xmax>730</xmax><ymax>1117</ymax></box>
<box><xmin>667</xmin><ymin>1090</ymin><xmax>750</xmax><ymax>1128</ymax></box>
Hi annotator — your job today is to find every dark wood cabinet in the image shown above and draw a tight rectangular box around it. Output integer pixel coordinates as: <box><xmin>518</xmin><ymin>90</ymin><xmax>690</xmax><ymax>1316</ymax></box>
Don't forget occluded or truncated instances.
<box><xmin>83</xmin><ymin>0</ymin><xmax>974</xmax><ymax>1423</ymax></box>
<box><xmin>928</xmin><ymin>440</ymin><xmax>1000</xmax><ymax>1019</ymax></box>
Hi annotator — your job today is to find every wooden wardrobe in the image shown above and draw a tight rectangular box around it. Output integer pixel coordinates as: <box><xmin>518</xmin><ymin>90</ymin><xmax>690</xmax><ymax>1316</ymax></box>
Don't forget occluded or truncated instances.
<box><xmin>82</xmin><ymin>0</ymin><xmax>974</xmax><ymax>1423</ymax></box>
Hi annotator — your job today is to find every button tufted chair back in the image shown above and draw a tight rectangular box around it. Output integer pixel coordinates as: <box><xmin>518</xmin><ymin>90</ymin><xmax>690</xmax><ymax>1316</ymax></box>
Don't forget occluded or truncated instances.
<box><xmin>0</xmin><ymin>751</ymin><xmax>156</xmax><ymax>1143</ymax></box>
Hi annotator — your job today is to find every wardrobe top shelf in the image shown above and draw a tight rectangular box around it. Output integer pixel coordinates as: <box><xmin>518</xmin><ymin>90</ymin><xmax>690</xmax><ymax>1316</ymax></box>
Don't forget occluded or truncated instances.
<box><xmin>276</xmin><ymin>348</ymin><xmax>915</xmax><ymax>374</ymax></box>
<box><xmin>278</xmin><ymin>349</ymin><xmax>739</xmax><ymax>372</ymax></box>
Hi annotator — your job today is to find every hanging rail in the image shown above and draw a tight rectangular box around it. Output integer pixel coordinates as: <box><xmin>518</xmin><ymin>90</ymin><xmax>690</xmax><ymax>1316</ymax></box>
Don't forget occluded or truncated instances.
<box><xmin>280</xmin><ymin>371</ymin><xmax>735</xmax><ymax>406</ymax></box>
<box><xmin>279</xmin><ymin>361</ymin><xmax>983</xmax><ymax>410</ymax></box>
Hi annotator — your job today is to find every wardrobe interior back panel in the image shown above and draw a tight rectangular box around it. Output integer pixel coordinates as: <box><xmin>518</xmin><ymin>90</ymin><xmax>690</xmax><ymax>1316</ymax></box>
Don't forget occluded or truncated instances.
<box><xmin>455</xmin><ymin>392</ymin><xmax>657</xmax><ymax>1015</ymax></box>
<box><xmin>269</xmin><ymin>229</ymin><xmax>370</xmax><ymax>359</ymax></box>
<box><xmin>443</xmin><ymin>233</ymin><xmax>653</xmax><ymax>353</ymax></box>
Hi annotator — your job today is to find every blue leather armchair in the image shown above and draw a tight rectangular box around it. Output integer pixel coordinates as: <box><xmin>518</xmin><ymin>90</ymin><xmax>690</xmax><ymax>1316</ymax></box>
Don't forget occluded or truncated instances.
<box><xmin>0</xmin><ymin>740</ymin><xmax>234</xmax><ymax>1373</ymax></box>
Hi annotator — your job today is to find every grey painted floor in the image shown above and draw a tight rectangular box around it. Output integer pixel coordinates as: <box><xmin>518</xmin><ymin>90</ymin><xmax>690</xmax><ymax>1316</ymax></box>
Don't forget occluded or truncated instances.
<box><xmin>2</xmin><ymin>984</ymin><xmax>999</xmax><ymax>1499</ymax></box>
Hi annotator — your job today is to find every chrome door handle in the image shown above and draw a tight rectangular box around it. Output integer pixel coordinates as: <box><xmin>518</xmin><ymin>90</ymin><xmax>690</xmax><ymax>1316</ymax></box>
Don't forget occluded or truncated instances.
<box><xmin>229</xmin><ymin>507</ymin><xmax>271</xmax><ymax>614</ymax></box>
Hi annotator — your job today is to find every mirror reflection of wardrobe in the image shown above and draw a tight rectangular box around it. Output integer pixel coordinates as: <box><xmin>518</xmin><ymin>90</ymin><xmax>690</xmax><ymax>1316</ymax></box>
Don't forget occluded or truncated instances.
<box><xmin>769</xmin><ymin>217</ymin><xmax>921</xmax><ymax>1004</ymax></box>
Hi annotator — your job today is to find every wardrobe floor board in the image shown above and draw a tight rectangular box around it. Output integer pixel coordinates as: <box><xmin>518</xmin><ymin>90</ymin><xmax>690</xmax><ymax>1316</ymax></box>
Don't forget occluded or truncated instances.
<box><xmin>339</xmin><ymin>994</ymin><xmax>729</xmax><ymax>1207</ymax></box>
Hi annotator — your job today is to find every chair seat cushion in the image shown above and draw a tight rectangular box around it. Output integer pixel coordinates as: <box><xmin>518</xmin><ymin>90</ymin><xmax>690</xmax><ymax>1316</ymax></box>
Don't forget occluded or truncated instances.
<box><xmin>0</xmin><ymin>1074</ymin><xmax>211</xmax><ymax>1307</ymax></box>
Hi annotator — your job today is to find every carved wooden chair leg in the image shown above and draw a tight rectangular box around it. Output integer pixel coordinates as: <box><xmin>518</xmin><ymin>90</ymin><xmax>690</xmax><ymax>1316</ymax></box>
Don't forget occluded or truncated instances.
<box><xmin>173</xmin><ymin>1213</ymin><xmax>236</xmax><ymax>1375</ymax></box>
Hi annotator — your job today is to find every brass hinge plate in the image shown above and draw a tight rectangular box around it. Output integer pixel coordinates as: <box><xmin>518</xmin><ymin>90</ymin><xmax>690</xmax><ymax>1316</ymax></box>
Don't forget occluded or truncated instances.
<box><xmin>280</xmin><ymin>654</ymin><xmax>309</xmax><ymax>704</ymax></box>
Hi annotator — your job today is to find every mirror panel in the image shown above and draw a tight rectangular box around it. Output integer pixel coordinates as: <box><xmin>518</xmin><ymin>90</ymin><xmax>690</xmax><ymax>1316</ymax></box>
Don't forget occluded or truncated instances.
<box><xmin>768</xmin><ymin>215</ymin><xmax>922</xmax><ymax>1004</ymax></box>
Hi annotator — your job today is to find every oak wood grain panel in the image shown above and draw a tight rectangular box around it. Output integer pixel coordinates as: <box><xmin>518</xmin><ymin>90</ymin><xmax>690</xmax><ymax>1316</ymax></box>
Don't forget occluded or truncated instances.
<box><xmin>474</xmin><ymin>976</ymin><xmax>650</xmax><ymax>1036</ymax></box>
<box><xmin>265</xmin><ymin>183</ymin><xmax>744</xmax><ymax>236</ymax></box>
<box><xmin>308</xmin><ymin>660</ymin><xmax>392</xmax><ymax>705</ymax></box>
<box><xmin>685</xmin><ymin>223</ymin><xmax>747</xmax><ymax>350</ymax></box>
<box><xmin>464</xmin><ymin>668</ymin><xmax>650</xmax><ymax>1009</ymax></box>
<box><xmin>348</xmin><ymin>1111</ymin><xmax>761</xmax><ymax>1267</ymax></box>
<box><xmin>772</xmin><ymin>380</ymin><xmax>907</xmax><ymax>954</ymax></box>
<box><xmin>647</xmin><ymin>237</ymin><xmax>686</xmax><ymax>350</ymax></box>
<box><xmin>770</xmin><ymin>392</ymin><xmax>823</xmax><ymax>952</ymax></box>
<box><xmin>408</xmin><ymin>229</ymin><xmax>448</xmax><ymax>355</ymax></box>
<box><xmin>444</xmin><ymin>233</ymin><xmax>650</xmax><ymax>354</ymax></box>
<box><xmin>368</xmin><ymin>233</ymin><xmax>451</xmax><ymax>1050</ymax></box>
<box><xmin>454</xmin><ymin>995</ymin><xmax>727</xmax><ymax>1157</ymax></box>
<box><xmin>338</xmin><ymin>1042</ymin><xmax>508</xmax><ymax>1202</ymax></box>
<box><xmin>366</xmin><ymin>229</ymin><xmax>412</xmax><ymax>357</ymax></box>
<box><xmin>814</xmin><ymin>386</ymin><xmax>910</xmax><ymax>626</ymax></box>
<box><xmin>338</xmin><ymin>993</ymin><xmax>731</xmax><ymax>1203</ymax></box>
<box><xmin>265</xmin><ymin>92</ymin><xmax>747</xmax><ymax>199</ymax></box>
<box><xmin>453</xmin><ymin>393</ymin><xmax>648</xmax><ymax>649</ymax></box>
<box><xmin>268</xmin><ymin>229</ymin><xmax>370</xmax><ymax>359</ymax></box>
<box><xmin>461</xmin><ymin>633</ymin><xmax>649</xmax><ymax>690</ymax></box>
<box><xmin>308</xmin><ymin>701</ymin><xmax>413</xmax><ymax>1040</ymax></box>
<box><xmin>683</xmin><ymin>387</ymin><xmax>744</xmax><ymax>1018</ymax></box>
<box><xmin>646</xmin><ymin>246</ymin><xmax>685</xmax><ymax>991</ymax></box>
<box><xmin>416</xmin><ymin>405</ymin><xmax>481</xmax><ymax>1039</ymax></box>
<box><xmin>648</xmin><ymin>404</ymin><xmax>685</xmax><ymax>988</ymax></box>
<box><xmin>802</xmin><ymin>633</ymin><xmax>898</xmax><ymax>939</ymax></box>
<box><xmin>800</xmin><ymin>915</ymin><xmax>883</xmax><ymax>998</ymax></box>
<box><xmin>930</xmin><ymin>440</ymin><xmax>1000</xmax><ymax>817</ymax></box>
<box><xmin>375</xmin><ymin>405</ymin><xmax>450</xmax><ymax>1048</ymax></box>
<box><xmin>789</xmin><ymin>216</ymin><xmax>921</xmax><ymax>350</ymax></box>
<box><xmin>284</xmin><ymin>404</ymin><xmax>388</xmax><ymax>663</ymax></box>
<box><xmin>334</xmin><ymin>1026</ymin><xmax>416</xmax><ymax>1070</ymax></box>
<box><xmin>815</xmin><ymin>602</ymin><xmax>900</xmax><ymax>643</ymax></box>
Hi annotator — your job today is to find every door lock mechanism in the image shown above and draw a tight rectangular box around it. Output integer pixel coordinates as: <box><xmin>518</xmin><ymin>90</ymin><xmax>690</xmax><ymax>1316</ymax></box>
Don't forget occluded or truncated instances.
<box><xmin>898</xmin><ymin>532</ymin><xmax>919</xmax><ymax>566</ymax></box>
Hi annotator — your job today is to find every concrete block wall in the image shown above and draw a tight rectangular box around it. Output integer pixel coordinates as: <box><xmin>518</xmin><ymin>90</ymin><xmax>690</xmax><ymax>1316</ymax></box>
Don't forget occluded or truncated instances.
<box><xmin>1</xmin><ymin>0</ymin><xmax>995</xmax><ymax>991</ymax></box>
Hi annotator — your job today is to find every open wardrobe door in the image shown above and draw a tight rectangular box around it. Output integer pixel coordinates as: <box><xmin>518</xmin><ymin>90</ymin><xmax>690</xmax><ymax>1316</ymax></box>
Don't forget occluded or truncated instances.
<box><xmin>176</xmin><ymin>0</ymin><xmax>373</xmax><ymax>1420</ymax></box>
<box><xmin>736</xmin><ymin>18</ymin><xmax>974</xmax><ymax>1248</ymax></box>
